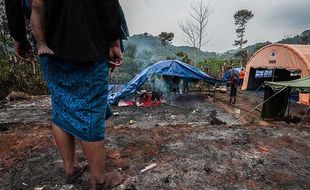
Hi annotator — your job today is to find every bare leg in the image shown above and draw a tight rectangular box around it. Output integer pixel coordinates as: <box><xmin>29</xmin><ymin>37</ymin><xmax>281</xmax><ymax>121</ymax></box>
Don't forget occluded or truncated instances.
<box><xmin>52</xmin><ymin>123</ymin><xmax>75</xmax><ymax>175</ymax></box>
<box><xmin>81</xmin><ymin>141</ymin><xmax>123</xmax><ymax>190</ymax></box>
<box><xmin>31</xmin><ymin>0</ymin><xmax>55</xmax><ymax>55</ymax></box>
<box><xmin>81</xmin><ymin>141</ymin><xmax>105</xmax><ymax>187</ymax></box>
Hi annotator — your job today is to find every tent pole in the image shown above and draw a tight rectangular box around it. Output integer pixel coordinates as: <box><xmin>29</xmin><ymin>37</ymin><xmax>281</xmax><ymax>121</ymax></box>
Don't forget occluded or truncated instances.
<box><xmin>272</xmin><ymin>67</ymin><xmax>275</xmax><ymax>82</ymax></box>
<box><xmin>228</xmin><ymin>86</ymin><xmax>288</xmax><ymax>126</ymax></box>
<box><xmin>213</xmin><ymin>86</ymin><xmax>216</xmax><ymax>99</ymax></box>
<box><xmin>255</xmin><ymin>82</ymin><xmax>264</xmax><ymax>92</ymax></box>
<box><xmin>287</xmin><ymin>88</ymin><xmax>291</xmax><ymax>118</ymax></box>
<box><xmin>135</xmin><ymin>92</ymin><xmax>137</xmax><ymax>103</ymax></box>
<box><xmin>301</xmin><ymin>106</ymin><xmax>310</xmax><ymax>123</ymax></box>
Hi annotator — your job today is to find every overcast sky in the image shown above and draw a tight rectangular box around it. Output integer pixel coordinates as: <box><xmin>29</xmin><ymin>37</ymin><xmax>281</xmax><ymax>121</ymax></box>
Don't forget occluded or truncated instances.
<box><xmin>119</xmin><ymin>0</ymin><xmax>310</xmax><ymax>53</ymax></box>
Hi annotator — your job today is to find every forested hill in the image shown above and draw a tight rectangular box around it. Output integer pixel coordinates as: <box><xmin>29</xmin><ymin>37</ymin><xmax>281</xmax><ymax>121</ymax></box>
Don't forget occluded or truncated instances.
<box><xmin>124</xmin><ymin>30</ymin><xmax>310</xmax><ymax>63</ymax></box>
<box><xmin>123</xmin><ymin>33</ymin><xmax>219</xmax><ymax>65</ymax></box>
<box><xmin>222</xmin><ymin>29</ymin><xmax>310</xmax><ymax>56</ymax></box>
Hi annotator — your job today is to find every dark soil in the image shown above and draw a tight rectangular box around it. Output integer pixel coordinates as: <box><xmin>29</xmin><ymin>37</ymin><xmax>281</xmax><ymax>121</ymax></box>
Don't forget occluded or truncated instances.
<box><xmin>0</xmin><ymin>92</ymin><xmax>309</xmax><ymax>190</ymax></box>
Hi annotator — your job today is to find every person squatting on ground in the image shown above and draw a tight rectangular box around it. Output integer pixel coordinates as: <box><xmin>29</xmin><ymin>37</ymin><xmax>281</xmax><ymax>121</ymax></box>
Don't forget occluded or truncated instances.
<box><xmin>6</xmin><ymin>0</ymin><xmax>126</xmax><ymax>189</ymax></box>
<box><xmin>229</xmin><ymin>69</ymin><xmax>239</xmax><ymax>105</ymax></box>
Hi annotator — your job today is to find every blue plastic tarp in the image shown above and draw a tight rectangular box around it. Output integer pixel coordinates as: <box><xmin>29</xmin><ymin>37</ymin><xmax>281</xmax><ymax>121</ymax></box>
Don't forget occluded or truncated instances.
<box><xmin>223</xmin><ymin>68</ymin><xmax>242</xmax><ymax>81</ymax></box>
<box><xmin>108</xmin><ymin>60</ymin><xmax>220</xmax><ymax>104</ymax></box>
<box><xmin>108</xmin><ymin>84</ymin><xmax>125</xmax><ymax>94</ymax></box>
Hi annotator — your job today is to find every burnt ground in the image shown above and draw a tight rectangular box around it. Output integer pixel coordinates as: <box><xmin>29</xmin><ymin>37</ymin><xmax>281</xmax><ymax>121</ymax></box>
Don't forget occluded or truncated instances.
<box><xmin>0</xmin><ymin>91</ymin><xmax>310</xmax><ymax>190</ymax></box>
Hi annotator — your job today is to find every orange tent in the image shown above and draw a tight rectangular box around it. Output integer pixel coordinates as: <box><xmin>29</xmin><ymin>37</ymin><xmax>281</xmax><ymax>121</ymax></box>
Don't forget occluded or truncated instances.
<box><xmin>242</xmin><ymin>44</ymin><xmax>310</xmax><ymax>105</ymax></box>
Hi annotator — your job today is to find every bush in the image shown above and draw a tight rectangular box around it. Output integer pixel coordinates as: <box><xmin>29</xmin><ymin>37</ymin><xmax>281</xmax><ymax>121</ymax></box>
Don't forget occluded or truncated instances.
<box><xmin>0</xmin><ymin>55</ymin><xmax>48</xmax><ymax>99</ymax></box>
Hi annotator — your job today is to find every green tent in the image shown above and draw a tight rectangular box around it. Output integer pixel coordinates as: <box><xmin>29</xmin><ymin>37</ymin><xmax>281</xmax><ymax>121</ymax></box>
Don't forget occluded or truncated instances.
<box><xmin>262</xmin><ymin>76</ymin><xmax>310</xmax><ymax>119</ymax></box>
<box><xmin>264</xmin><ymin>76</ymin><xmax>310</xmax><ymax>93</ymax></box>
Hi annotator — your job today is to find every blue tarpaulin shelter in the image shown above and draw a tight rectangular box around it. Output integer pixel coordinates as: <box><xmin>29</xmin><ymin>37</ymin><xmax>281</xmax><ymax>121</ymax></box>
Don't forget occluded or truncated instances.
<box><xmin>223</xmin><ymin>68</ymin><xmax>242</xmax><ymax>81</ymax></box>
<box><xmin>108</xmin><ymin>60</ymin><xmax>219</xmax><ymax>104</ymax></box>
<box><xmin>108</xmin><ymin>84</ymin><xmax>126</xmax><ymax>94</ymax></box>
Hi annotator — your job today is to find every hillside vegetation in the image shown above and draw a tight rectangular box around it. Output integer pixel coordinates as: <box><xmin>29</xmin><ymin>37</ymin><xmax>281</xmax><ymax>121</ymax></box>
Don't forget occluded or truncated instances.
<box><xmin>1</xmin><ymin>29</ymin><xmax>309</xmax><ymax>98</ymax></box>
<box><xmin>110</xmin><ymin>29</ymin><xmax>309</xmax><ymax>83</ymax></box>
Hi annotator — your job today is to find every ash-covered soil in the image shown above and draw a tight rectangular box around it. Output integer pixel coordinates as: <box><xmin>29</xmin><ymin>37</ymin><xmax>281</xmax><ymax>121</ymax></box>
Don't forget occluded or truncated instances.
<box><xmin>0</xmin><ymin>92</ymin><xmax>309</xmax><ymax>190</ymax></box>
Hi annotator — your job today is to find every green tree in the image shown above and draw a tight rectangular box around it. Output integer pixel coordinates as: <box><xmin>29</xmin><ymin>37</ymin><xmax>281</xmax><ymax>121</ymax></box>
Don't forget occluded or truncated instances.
<box><xmin>234</xmin><ymin>49</ymin><xmax>248</xmax><ymax>66</ymax></box>
<box><xmin>233</xmin><ymin>9</ymin><xmax>253</xmax><ymax>66</ymax></box>
<box><xmin>301</xmin><ymin>30</ymin><xmax>310</xmax><ymax>45</ymax></box>
<box><xmin>197</xmin><ymin>58</ymin><xmax>228</xmax><ymax>77</ymax></box>
<box><xmin>158</xmin><ymin>32</ymin><xmax>174</xmax><ymax>46</ymax></box>
<box><xmin>158</xmin><ymin>32</ymin><xmax>174</xmax><ymax>58</ymax></box>
<box><xmin>233</xmin><ymin>9</ymin><xmax>254</xmax><ymax>49</ymax></box>
<box><xmin>121</xmin><ymin>43</ymin><xmax>139</xmax><ymax>77</ymax></box>
<box><xmin>175</xmin><ymin>51</ymin><xmax>191</xmax><ymax>64</ymax></box>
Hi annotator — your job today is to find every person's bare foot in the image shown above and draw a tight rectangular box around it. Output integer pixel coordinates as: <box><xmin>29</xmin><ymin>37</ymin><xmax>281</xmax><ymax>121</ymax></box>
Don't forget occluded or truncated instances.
<box><xmin>94</xmin><ymin>171</ymin><xmax>124</xmax><ymax>190</ymax></box>
<box><xmin>37</xmin><ymin>44</ymin><xmax>55</xmax><ymax>55</ymax></box>
<box><xmin>66</xmin><ymin>162</ymin><xmax>88</xmax><ymax>184</ymax></box>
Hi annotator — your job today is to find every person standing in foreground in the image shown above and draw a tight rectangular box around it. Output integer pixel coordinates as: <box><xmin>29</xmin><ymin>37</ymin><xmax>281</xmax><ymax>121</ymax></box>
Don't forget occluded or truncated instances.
<box><xmin>229</xmin><ymin>69</ymin><xmax>239</xmax><ymax>105</ymax></box>
<box><xmin>31</xmin><ymin>0</ymin><xmax>124</xmax><ymax>189</ymax></box>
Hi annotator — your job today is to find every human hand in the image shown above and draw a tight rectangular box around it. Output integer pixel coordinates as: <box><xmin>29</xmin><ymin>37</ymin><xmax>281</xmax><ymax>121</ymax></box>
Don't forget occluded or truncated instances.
<box><xmin>14</xmin><ymin>39</ymin><xmax>32</xmax><ymax>61</ymax></box>
<box><xmin>109</xmin><ymin>40</ymin><xmax>123</xmax><ymax>69</ymax></box>
<box><xmin>37</xmin><ymin>44</ymin><xmax>55</xmax><ymax>56</ymax></box>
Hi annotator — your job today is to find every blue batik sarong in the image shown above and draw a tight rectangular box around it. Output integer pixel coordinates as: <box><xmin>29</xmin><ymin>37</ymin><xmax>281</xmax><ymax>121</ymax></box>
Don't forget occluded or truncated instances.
<box><xmin>22</xmin><ymin>0</ymin><xmax>32</xmax><ymax>19</ymax></box>
<box><xmin>39</xmin><ymin>55</ymin><xmax>111</xmax><ymax>142</ymax></box>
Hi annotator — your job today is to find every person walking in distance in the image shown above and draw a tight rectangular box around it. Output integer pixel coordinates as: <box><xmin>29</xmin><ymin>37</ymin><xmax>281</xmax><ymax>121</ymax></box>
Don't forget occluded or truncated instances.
<box><xmin>229</xmin><ymin>69</ymin><xmax>239</xmax><ymax>105</ymax></box>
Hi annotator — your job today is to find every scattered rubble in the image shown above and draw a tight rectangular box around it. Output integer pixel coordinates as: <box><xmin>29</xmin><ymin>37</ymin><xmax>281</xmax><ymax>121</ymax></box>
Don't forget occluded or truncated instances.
<box><xmin>208</xmin><ymin>110</ymin><xmax>226</xmax><ymax>125</ymax></box>
<box><xmin>140</xmin><ymin>163</ymin><xmax>157</xmax><ymax>174</ymax></box>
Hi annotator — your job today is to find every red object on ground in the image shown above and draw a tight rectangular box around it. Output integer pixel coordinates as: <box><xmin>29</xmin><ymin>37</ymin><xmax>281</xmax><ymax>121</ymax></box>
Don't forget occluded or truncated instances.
<box><xmin>123</xmin><ymin>100</ymin><xmax>136</xmax><ymax>106</ymax></box>
<box><xmin>141</xmin><ymin>94</ymin><xmax>152</xmax><ymax>107</ymax></box>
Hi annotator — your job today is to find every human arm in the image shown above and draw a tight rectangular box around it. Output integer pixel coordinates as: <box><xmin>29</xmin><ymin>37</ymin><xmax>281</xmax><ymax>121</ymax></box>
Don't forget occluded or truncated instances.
<box><xmin>4</xmin><ymin>0</ymin><xmax>31</xmax><ymax>59</ymax></box>
<box><xmin>109</xmin><ymin>39</ymin><xmax>123</xmax><ymax>68</ymax></box>
<box><xmin>31</xmin><ymin>0</ymin><xmax>54</xmax><ymax>55</ymax></box>
<box><xmin>107</xmin><ymin>0</ymin><xmax>123</xmax><ymax>68</ymax></box>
